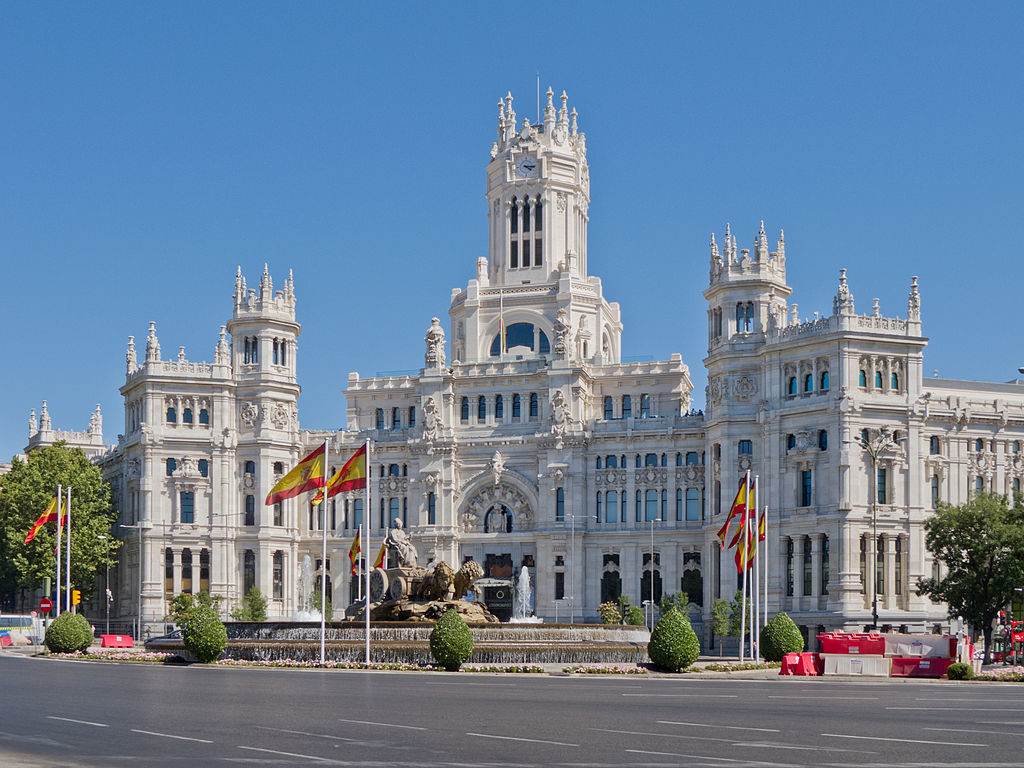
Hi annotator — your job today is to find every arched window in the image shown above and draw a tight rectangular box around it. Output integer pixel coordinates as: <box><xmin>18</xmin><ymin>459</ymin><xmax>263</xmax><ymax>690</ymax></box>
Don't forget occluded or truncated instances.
<box><xmin>164</xmin><ymin>549</ymin><xmax>174</xmax><ymax>596</ymax></box>
<box><xmin>484</xmin><ymin>505</ymin><xmax>513</xmax><ymax>533</ymax></box>
<box><xmin>622</xmin><ymin>395</ymin><xmax>632</xmax><ymax>419</ymax></box>
<box><xmin>477</xmin><ymin>396</ymin><xmax>486</xmax><ymax>421</ymax></box>
<box><xmin>820</xmin><ymin>371</ymin><xmax>830</xmax><ymax>390</ymax></box>
<box><xmin>510</xmin><ymin>197</ymin><xmax>518</xmax><ymax>234</ymax></box>
<box><xmin>408</xmin><ymin>406</ymin><xmax>416</xmax><ymax>428</ymax></box>
<box><xmin>388</xmin><ymin>497</ymin><xmax>401</xmax><ymax>527</ymax></box>
<box><xmin>534</xmin><ymin>196</ymin><xmax>543</xmax><ymax>229</ymax></box>
<box><xmin>875</xmin><ymin>371</ymin><xmax>883</xmax><ymax>389</ymax></box>
<box><xmin>490</xmin><ymin>323</ymin><xmax>550</xmax><ymax>356</ymax></box>
<box><xmin>166</xmin><ymin>458</ymin><xmax>176</xmax><ymax>476</ymax></box>
<box><xmin>596</xmin><ymin>456</ymin><xmax>602</xmax><ymax>470</ymax></box>
<box><xmin>522</xmin><ymin>198</ymin><xmax>531</xmax><ymax>233</ymax></box>
<box><xmin>738</xmin><ymin>440</ymin><xmax>753</xmax><ymax>456</ymax></box>
<box><xmin>1014</xmin><ymin>441</ymin><xmax>1022</xmax><ymax>454</ymax></box>
<box><xmin>975</xmin><ymin>475</ymin><xmax>984</xmax><ymax>494</ymax></box>
<box><xmin>891</xmin><ymin>372</ymin><xmax>899</xmax><ymax>390</ymax></box>
<box><xmin>534</xmin><ymin>196</ymin><xmax>543</xmax><ymax>266</ymax></box>
<box><xmin>786</xmin><ymin>434</ymin><xmax>796</xmax><ymax>451</ymax></box>
<box><xmin>166</xmin><ymin>406</ymin><xmax>176</xmax><ymax>423</ymax></box>
<box><xmin>929</xmin><ymin>436</ymin><xmax>940</xmax><ymax>455</ymax></box>
<box><xmin>818</xmin><ymin>430</ymin><xmax>828</xmax><ymax>450</ymax></box>
<box><xmin>931</xmin><ymin>475</ymin><xmax>940</xmax><ymax>508</ymax></box>
<box><xmin>392</xmin><ymin>407</ymin><xmax>401</xmax><ymax>429</ymax></box>
<box><xmin>529</xmin><ymin>393</ymin><xmax>538</xmax><ymax>418</ymax></box>
<box><xmin>495</xmin><ymin>394</ymin><xmax>504</xmax><ymax>419</ymax></box>
<box><xmin>556</xmin><ymin>487</ymin><xmax>565</xmax><ymax>521</ymax></box>
<box><xmin>199</xmin><ymin>408</ymin><xmax>209</xmax><ymax>424</ymax></box>
<box><xmin>660</xmin><ymin>453</ymin><xmax>667</xmax><ymax>467</ymax></box>
<box><xmin>859</xmin><ymin>370</ymin><xmax>867</xmax><ymax>387</ymax></box>
<box><xmin>736</xmin><ymin>303</ymin><xmax>745</xmax><ymax>332</ymax></box>
<box><xmin>375</xmin><ymin>408</ymin><xmax>385</xmax><ymax>430</ymax></box>
<box><xmin>243</xmin><ymin>550</ymin><xmax>256</xmax><ymax>595</ymax></box>
<box><xmin>512</xmin><ymin>394</ymin><xmax>521</xmax><ymax>419</ymax></box>
<box><xmin>745</xmin><ymin>302</ymin><xmax>754</xmax><ymax>332</ymax></box>
<box><xmin>686</xmin><ymin>488</ymin><xmax>699</xmax><ymax>521</ymax></box>
<box><xmin>606</xmin><ymin>455</ymin><xmax>618</xmax><ymax>469</ymax></box>
<box><xmin>620</xmin><ymin>492</ymin><xmax>628</xmax><ymax>522</ymax></box>
<box><xmin>804</xmin><ymin>374</ymin><xmax>813</xmax><ymax>392</ymax></box>
<box><xmin>460</xmin><ymin>397</ymin><xmax>469</xmax><ymax>421</ymax></box>
<box><xmin>245</xmin><ymin>460</ymin><xmax>256</xmax><ymax>476</ymax></box>
<box><xmin>645</xmin><ymin>453</ymin><xmax>658</xmax><ymax>467</ymax></box>
<box><xmin>272</xmin><ymin>551</ymin><xmax>284</xmax><ymax>599</ymax></box>
<box><xmin>676</xmin><ymin>452</ymin><xmax>683</xmax><ymax>466</ymax></box>
<box><xmin>198</xmin><ymin>459</ymin><xmax>208</xmax><ymax>478</ymax></box>
<box><xmin>509</xmin><ymin>197</ymin><xmax>519</xmax><ymax>267</ymax></box>
<box><xmin>686</xmin><ymin>452</ymin><xmax>699</xmax><ymax>466</ymax></box>
<box><xmin>975</xmin><ymin>438</ymin><xmax>985</xmax><ymax>452</ymax></box>
<box><xmin>606</xmin><ymin>490</ymin><xmax>617</xmax><ymax>523</ymax></box>
<box><xmin>640</xmin><ymin>393</ymin><xmax>651</xmax><ymax>419</ymax></box>
<box><xmin>788</xmin><ymin>377</ymin><xmax>797</xmax><ymax>396</ymax></box>
<box><xmin>604</xmin><ymin>396</ymin><xmax>613</xmax><ymax>420</ymax></box>
<box><xmin>427</xmin><ymin>491</ymin><xmax>436</xmax><ymax>525</ymax></box>
<box><xmin>245</xmin><ymin>495</ymin><xmax>255</xmax><ymax>526</ymax></box>
<box><xmin>183</xmin><ymin>407</ymin><xmax>193</xmax><ymax>424</ymax></box>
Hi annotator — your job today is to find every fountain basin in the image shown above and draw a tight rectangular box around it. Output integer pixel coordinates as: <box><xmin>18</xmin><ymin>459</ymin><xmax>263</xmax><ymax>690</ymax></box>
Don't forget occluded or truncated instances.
<box><xmin>148</xmin><ymin>621</ymin><xmax>650</xmax><ymax>665</ymax></box>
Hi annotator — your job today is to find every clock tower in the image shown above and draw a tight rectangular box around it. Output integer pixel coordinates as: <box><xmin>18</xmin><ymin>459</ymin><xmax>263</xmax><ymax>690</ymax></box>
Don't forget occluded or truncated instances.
<box><xmin>448</xmin><ymin>88</ymin><xmax>621</xmax><ymax>365</ymax></box>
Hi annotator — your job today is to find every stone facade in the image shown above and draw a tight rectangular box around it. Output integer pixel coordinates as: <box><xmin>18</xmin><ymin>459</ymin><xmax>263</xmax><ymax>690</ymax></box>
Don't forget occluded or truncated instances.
<box><xmin>24</xmin><ymin>89</ymin><xmax>1024</xmax><ymax>643</ymax></box>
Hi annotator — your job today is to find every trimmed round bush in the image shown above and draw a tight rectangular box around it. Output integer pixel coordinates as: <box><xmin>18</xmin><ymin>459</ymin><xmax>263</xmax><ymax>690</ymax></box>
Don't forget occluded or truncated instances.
<box><xmin>947</xmin><ymin>662</ymin><xmax>974</xmax><ymax>680</ymax></box>
<box><xmin>429</xmin><ymin>608</ymin><xmax>474</xmax><ymax>671</ymax></box>
<box><xmin>759</xmin><ymin>612</ymin><xmax>804</xmax><ymax>661</ymax></box>
<box><xmin>648</xmin><ymin>607</ymin><xmax>700</xmax><ymax>672</ymax></box>
<box><xmin>598</xmin><ymin>601</ymin><xmax>622</xmax><ymax>624</ymax></box>
<box><xmin>182</xmin><ymin>603</ymin><xmax>227</xmax><ymax>663</ymax></box>
<box><xmin>45</xmin><ymin>612</ymin><xmax>93</xmax><ymax>654</ymax></box>
<box><xmin>625</xmin><ymin>606</ymin><xmax>645</xmax><ymax>626</ymax></box>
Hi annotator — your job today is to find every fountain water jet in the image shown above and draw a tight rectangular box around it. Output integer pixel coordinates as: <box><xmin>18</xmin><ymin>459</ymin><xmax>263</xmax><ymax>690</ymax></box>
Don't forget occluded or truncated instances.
<box><xmin>510</xmin><ymin>566</ymin><xmax>543</xmax><ymax>624</ymax></box>
<box><xmin>291</xmin><ymin>554</ymin><xmax>321</xmax><ymax>622</ymax></box>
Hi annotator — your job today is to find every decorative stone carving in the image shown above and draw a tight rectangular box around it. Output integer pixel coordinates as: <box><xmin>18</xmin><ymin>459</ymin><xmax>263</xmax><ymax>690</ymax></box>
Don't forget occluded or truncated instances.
<box><xmin>489</xmin><ymin>451</ymin><xmax>505</xmax><ymax>486</ymax></box>
<box><xmin>738</xmin><ymin>454</ymin><xmax>753</xmax><ymax>472</ymax></box>
<box><xmin>553</xmin><ymin>308</ymin><xmax>570</xmax><ymax>357</ymax></box>
<box><xmin>215</xmin><ymin>326</ymin><xmax>230</xmax><ymax>366</ymax></box>
<box><xmin>734</xmin><ymin>375</ymin><xmax>756</xmax><ymax>401</ymax></box>
<box><xmin>28</xmin><ymin>409</ymin><xmax>37</xmax><ymax>437</ymax></box>
<box><xmin>462</xmin><ymin>482</ymin><xmax>532</xmax><ymax>532</ymax></box>
<box><xmin>126</xmin><ymin>336</ymin><xmax>137</xmax><ymax>374</ymax></box>
<box><xmin>385</xmin><ymin>519</ymin><xmax>419</xmax><ymax>568</ymax></box>
<box><xmin>176</xmin><ymin>456</ymin><xmax>198</xmax><ymax>478</ymax></box>
<box><xmin>126</xmin><ymin>458</ymin><xmax>141</xmax><ymax>479</ymax></box>
<box><xmin>550</xmin><ymin>390</ymin><xmax>569</xmax><ymax>448</ymax></box>
<box><xmin>422</xmin><ymin>396</ymin><xmax>441</xmax><ymax>443</ymax></box>
<box><xmin>424</xmin><ymin>317</ymin><xmax>446</xmax><ymax>369</ymax></box>
<box><xmin>380</xmin><ymin>475</ymin><xmax>408</xmax><ymax>494</ymax></box>
<box><xmin>240</xmin><ymin>402</ymin><xmax>259</xmax><ymax>427</ymax></box>
<box><xmin>270</xmin><ymin>401</ymin><xmax>290</xmax><ymax>429</ymax></box>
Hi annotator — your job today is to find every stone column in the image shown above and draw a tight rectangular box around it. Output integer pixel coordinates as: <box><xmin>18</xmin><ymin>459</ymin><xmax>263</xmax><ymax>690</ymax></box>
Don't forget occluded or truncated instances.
<box><xmin>778</xmin><ymin>535</ymin><xmax>789</xmax><ymax>610</ymax></box>
<box><xmin>810</xmin><ymin>534</ymin><xmax>823</xmax><ymax>607</ymax></box>
<box><xmin>171</xmin><ymin>548</ymin><xmax>182</xmax><ymax>597</ymax></box>
<box><xmin>885</xmin><ymin>534</ymin><xmax>897</xmax><ymax>612</ymax></box>
<box><xmin>793</xmin><ymin>536</ymin><xmax>805</xmax><ymax>606</ymax></box>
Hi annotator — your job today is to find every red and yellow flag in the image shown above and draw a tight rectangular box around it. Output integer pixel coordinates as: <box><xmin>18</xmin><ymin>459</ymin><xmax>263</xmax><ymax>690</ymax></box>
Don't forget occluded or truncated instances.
<box><xmin>312</xmin><ymin>444</ymin><xmax>368</xmax><ymax>505</ymax></box>
<box><xmin>348</xmin><ymin>530</ymin><xmax>361</xmax><ymax>576</ymax></box>
<box><xmin>372</xmin><ymin>542</ymin><xmax>386</xmax><ymax>570</ymax></box>
<box><xmin>734</xmin><ymin>509</ymin><xmax>767</xmax><ymax>574</ymax></box>
<box><xmin>24</xmin><ymin>496</ymin><xmax>62</xmax><ymax>544</ymax></box>
<box><xmin>716</xmin><ymin>474</ymin><xmax>749</xmax><ymax>550</ymax></box>
<box><xmin>265</xmin><ymin>443</ymin><xmax>326</xmax><ymax>506</ymax></box>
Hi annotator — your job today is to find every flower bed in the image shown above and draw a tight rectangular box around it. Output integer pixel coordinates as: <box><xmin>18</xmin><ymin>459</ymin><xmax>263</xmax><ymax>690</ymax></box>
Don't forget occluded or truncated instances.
<box><xmin>976</xmin><ymin>665</ymin><xmax>1024</xmax><ymax>682</ymax></box>
<box><xmin>564</xmin><ymin>664</ymin><xmax>648</xmax><ymax>675</ymax></box>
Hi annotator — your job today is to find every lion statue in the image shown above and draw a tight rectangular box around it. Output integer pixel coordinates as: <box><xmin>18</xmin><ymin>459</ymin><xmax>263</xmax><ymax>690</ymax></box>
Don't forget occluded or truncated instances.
<box><xmin>414</xmin><ymin>561</ymin><xmax>455</xmax><ymax>601</ymax></box>
<box><xmin>453</xmin><ymin>559</ymin><xmax>484</xmax><ymax>602</ymax></box>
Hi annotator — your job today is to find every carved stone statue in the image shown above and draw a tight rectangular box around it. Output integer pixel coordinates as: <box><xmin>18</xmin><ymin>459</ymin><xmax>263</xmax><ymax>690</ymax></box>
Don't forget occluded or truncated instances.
<box><xmin>553</xmin><ymin>308</ymin><xmax>570</xmax><ymax>358</ymax></box>
<box><xmin>422</xmin><ymin>396</ymin><xmax>441</xmax><ymax>442</ymax></box>
<box><xmin>415</xmin><ymin>561</ymin><xmax>455</xmax><ymax>601</ymax></box>
<box><xmin>488</xmin><ymin>451</ymin><xmax>505</xmax><ymax>486</ymax></box>
<box><xmin>453</xmin><ymin>559</ymin><xmax>485</xmax><ymax>601</ymax></box>
<box><xmin>424</xmin><ymin>317</ymin><xmax>446</xmax><ymax>369</ymax></box>
<box><xmin>385</xmin><ymin>519</ymin><xmax>419</xmax><ymax>568</ymax></box>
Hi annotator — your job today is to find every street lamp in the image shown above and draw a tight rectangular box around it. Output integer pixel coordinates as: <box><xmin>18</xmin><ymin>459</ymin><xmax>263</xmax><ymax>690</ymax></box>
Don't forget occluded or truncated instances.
<box><xmin>119</xmin><ymin>523</ymin><xmax>145</xmax><ymax>642</ymax></box>
<box><xmin>847</xmin><ymin>425</ymin><xmax>904</xmax><ymax>631</ymax></box>
<box><xmin>97</xmin><ymin>535</ymin><xmax>110</xmax><ymax>635</ymax></box>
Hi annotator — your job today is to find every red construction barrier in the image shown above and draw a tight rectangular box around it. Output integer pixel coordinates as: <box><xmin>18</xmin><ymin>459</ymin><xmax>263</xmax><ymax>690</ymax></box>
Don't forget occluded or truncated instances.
<box><xmin>100</xmin><ymin>634</ymin><xmax>134</xmax><ymax>648</ymax></box>
<box><xmin>779</xmin><ymin>652</ymin><xmax>823</xmax><ymax>676</ymax></box>
<box><xmin>0</xmin><ymin>635</ymin><xmax>12</xmax><ymax>647</ymax></box>
<box><xmin>890</xmin><ymin>656</ymin><xmax>954</xmax><ymax>678</ymax></box>
<box><xmin>817</xmin><ymin>633</ymin><xmax>885</xmax><ymax>656</ymax></box>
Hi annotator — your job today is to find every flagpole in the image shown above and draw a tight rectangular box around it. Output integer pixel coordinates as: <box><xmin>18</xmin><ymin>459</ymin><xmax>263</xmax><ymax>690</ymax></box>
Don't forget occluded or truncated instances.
<box><xmin>364</xmin><ymin>438</ymin><xmax>372</xmax><ymax>665</ymax></box>
<box><xmin>66</xmin><ymin>486</ymin><xmax>72</xmax><ymax>613</ymax></box>
<box><xmin>320</xmin><ymin>439</ymin><xmax>328</xmax><ymax>666</ymax></box>
<box><xmin>499</xmin><ymin>287</ymin><xmax>505</xmax><ymax>359</ymax></box>
<box><xmin>55</xmin><ymin>485</ymin><xmax>62</xmax><ymax>616</ymax></box>
<box><xmin>753</xmin><ymin>476</ymin><xmax>760</xmax><ymax>660</ymax></box>
<box><xmin>763</xmin><ymin>504</ymin><xmax>769</xmax><ymax>630</ymax></box>
<box><xmin>739</xmin><ymin>470</ymin><xmax>750</xmax><ymax>661</ymax></box>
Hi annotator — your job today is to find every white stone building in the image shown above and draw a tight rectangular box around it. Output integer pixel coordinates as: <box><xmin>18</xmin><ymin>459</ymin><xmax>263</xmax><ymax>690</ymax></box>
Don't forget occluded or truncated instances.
<box><xmin>23</xmin><ymin>89</ymin><xmax>1024</xmax><ymax>645</ymax></box>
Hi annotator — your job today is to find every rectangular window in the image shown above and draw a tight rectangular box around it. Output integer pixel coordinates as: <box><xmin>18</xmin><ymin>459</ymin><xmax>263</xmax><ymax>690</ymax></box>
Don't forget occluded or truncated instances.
<box><xmin>180</xmin><ymin>491</ymin><xmax>194</xmax><ymax>524</ymax></box>
<box><xmin>273</xmin><ymin>553</ymin><xmax>283</xmax><ymax>599</ymax></box>
<box><xmin>529</xmin><ymin>393</ymin><xmax>538</xmax><ymax>418</ymax></box>
<box><xmin>685</xmin><ymin>452</ymin><xmax>699</xmax><ymax>466</ymax></box>
<box><xmin>821</xmin><ymin>537</ymin><xmax>830</xmax><ymax>596</ymax></box>
<box><xmin>352</xmin><ymin>498</ymin><xmax>363</xmax><ymax>530</ymax></box>
<box><xmin>801</xmin><ymin>470</ymin><xmax>812</xmax><ymax>507</ymax></box>
<box><xmin>428</xmin><ymin>492</ymin><xmax>436</xmax><ymax>525</ymax></box>
<box><xmin>676</xmin><ymin>489</ymin><xmax>683</xmax><ymax>521</ymax></box>
<box><xmin>554</xmin><ymin>571</ymin><xmax>565</xmax><ymax>600</ymax></box>
<box><xmin>606</xmin><ymin>490</ymin><xmax>617</xmax><ymax>523</ymax></box>
<box><xmin>534</xmin><ymin>237</ymin><xmax>542</xmax><ymax>267</ymax></box>
<box><xmin>522</xmin><ymin>239</ymin><xmax>531</xmax><ymax>267</ymax></box>
<box><xmin>510</xmin><ymin>240</ymin><xmax>518</xmax><ymax>268</ymax></box>
<box><xmin>859</xmin><ymin>536</ymin><xmax>867</xmax><ymax>594</ymax></box>
<box><xmin>685</xmin><ymin>488</ymin><xmax>699</xmax><ymax>521</ymax></box>
<box><xmin>786</xmin><ymin>539</ymin><xmax>794</xmax><ymax>597</ymax></box>
<box><xmin>738</xmin><ymin>440</ymin><xmax>753</xmax><ymax>455</ymax></box>
<box><xmin>245</xmin><ymin>495</ymin><xmax>255</xmax><ymax>526</ymax></box>
<box><xmin>595</xmin><ymin>491</ymin><xmax>602</xmax><ymax>523</ymax></box>
<box><xmin>877</xmin><ymin>467</ymin><xmax>887</xmax><ymax>505</ymax></box>
<box><xmin>875</xmin><ymin>537</ymin><xmax>885</xmax><ymax>595</ymax></box>
<box><xmin>408</xmin><ymin>406</ymin><xmax>416</xmax><ymax>428</ymax></box>
<box><xmin>555</xmin><ymin>487</ymin><xmax>565</xmax><ymax>522</ymax></box>
<box><xmin>200</xmin><ymin>549</ymin><xmax>210</xmax><ymax>593</ymax></box>
<box><xmin>274</xmin><ymin>502</ymin><xmax>283</xmax><ymax>527</ymax></box>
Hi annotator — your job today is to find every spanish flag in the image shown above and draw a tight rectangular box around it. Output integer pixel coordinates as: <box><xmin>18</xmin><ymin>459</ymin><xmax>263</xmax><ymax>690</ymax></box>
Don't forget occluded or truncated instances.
<box><xmin>265</xmin><ymin>443</ymin><xmax>326</xmax><ymax>506</ymax></box>
<box><xmin>716</xmin><ymin>474</ymin><xmax>749</xmax><ymax>550</ymax></box>
<box><xmin>348</xmin><ymin>529</ymin><xmax>361</xmax><ymax>576</ymax></box>
<box><xmin>24</xmin><ymin>496</ymin><xmax>62</xmax><ymax>544</ymax></box>
<box><xmin>372</xmin><ymin>542</ymin><xmax>386</xmax><ymax>570</ymax></box>
<box><xmin>312</xmin><ymin>444</ymin><xmax>367</xmax><ymax>505</ymax></box>
<box><xmin>734</xmin><ymin>509</ymin><xmax>767</xmax><ymax>574</ymax></box>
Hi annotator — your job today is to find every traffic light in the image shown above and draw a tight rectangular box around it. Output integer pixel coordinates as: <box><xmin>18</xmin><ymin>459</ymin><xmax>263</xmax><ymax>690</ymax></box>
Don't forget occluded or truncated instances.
<box><xmin>72</xmin><ymin>589</ymin><xmax>81</xmax><ymax>606</ymax></box>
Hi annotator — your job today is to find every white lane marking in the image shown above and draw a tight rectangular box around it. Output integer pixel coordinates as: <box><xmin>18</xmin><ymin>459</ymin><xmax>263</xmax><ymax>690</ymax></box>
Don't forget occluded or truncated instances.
<box><xmin>465</xmin><ymin>732</ymin><xmax>578</xmax><ymax>747</ymax></box>
<box><xmin>925</xmin><ymin>727</ymin><xmax>1024</xmax><ymax>737</ymax></box>
<box><xmin>626</xmin><ymin>748</ymin><xmax>785</xmax><ymax>765</ymax></box>
<box><xmin>46</xmin><ymin>716</ymin><xmax>108</xmax><ymax>727</ymax></box>
<box><xmin>916</xmin><ymin>697</ymin><xmax>1024</xmax><ymax>702</ymax></box>
<box><xmin>658</xmin><ymin>720</ymin><xmax>780</xmax><ymax>733</ymax></box>
<box><xmin>769</xmin><ymin>695</ymin><xmax>877</xmax><ymax>700</ymax></box>
<box><xmin>822</xmin><ymin>732</ymin><xmax>986</xmax><ymax>747</ymax></box>
<box><xmin>623</xmin><ymin>693</ymin><xmax>739</xmax><ymax>698</ymax></box>
<box><xmin>603</xmin><ymin>727</ymin><xmax>864</xmax><ymax>753</ymax></box>
<box><xmin>131</xmin><ymin>728</ymin><xmax>212</xmax><ymax>743</ymax></box>
<box><xmin>888</xmin><ymin>707</ymin><xmax>1024</xmax><ymax>712</ymax></box>
<box><xmin>238</xmin><ymin>745</ymin><xmax>333</xmax><ymax>761</ymax></box>
<box><xmin>424</xmin><ymin>681</ymin><xmax>518</xmax><ymax>686</ymax></box>
<box><xmin>979</xmin><ymin>720</ymin><xmax>1024</xmax><ymax>725</ymax></box>
<box><xmin>337</xmin><ymin>717</ymin><xmax>426</xmax><ymax>730</ymax></box>
<box><xmin>254</xmin><ymin>725</ymin><xmax>356</xmax><ymax>741</ymax></box>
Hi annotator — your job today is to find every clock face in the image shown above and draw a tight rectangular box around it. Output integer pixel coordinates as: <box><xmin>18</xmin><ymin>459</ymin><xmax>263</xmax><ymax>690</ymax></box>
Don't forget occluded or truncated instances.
<box><xmin>516</xmin><ymin>156</ymin><xmax>538</xmax><ymax>178</ymax></box>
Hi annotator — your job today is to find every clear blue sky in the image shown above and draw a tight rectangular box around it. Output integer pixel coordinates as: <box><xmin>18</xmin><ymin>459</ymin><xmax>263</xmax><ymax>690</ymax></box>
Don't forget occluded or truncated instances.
<box><xmin>2</xmin><ymin>3</ymin><xmax>1022</xmax><ymax>461</ymax></box>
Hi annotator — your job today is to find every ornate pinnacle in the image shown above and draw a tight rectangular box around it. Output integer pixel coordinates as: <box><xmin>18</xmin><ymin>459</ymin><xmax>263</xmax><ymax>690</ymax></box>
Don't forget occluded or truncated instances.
<box><xmin>145</xmin><ymin>321</ymin><xmax>161</xmax><ymax>362</ymax></box>
<box><xmin>570</xmin><ymin>107</ymin><xmax>578</xmax><ymax>136</ymax></box>
<box><xmin>908</xmin><ymin>275</ymin><xmax>921</xmax><ymax>320</ymax></box>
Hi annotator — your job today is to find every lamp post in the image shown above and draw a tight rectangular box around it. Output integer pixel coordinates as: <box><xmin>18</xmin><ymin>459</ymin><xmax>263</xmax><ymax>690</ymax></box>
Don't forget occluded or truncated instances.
<box><xmin>568</xmin><ymin>511</ymin><xmax>576</xmax><ymax>625</ymax></box>
<box><xmin>848</xmin><ymin>425</ymin><xmax>904</xmax><ymax>631</ymax></box>
<box><xmin>97</xmin><ymin>535</ymin><xmax>110</xmax><ymax>635</ymax></box>
<box><xmin>119</xmin><ymin>523</ymin><xmax>145</xmax><ymax>641</ymax></box>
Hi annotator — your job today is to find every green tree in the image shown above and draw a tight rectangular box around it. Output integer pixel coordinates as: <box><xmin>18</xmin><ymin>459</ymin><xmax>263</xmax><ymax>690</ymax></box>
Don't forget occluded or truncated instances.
<box><xmin>311</xmin><ymin>588</ymin><xmax>331</xmax><ymax>619</ymax></box>
<box><xmin>917</xmin><ymin>493</ymin><xmax>1024</xmax><ymax>663</ymax></box>
<box><xmin>648</xmin><ymin>607</ymin><xmax>701</xmax><ymax>672</ymax></box>
<box><xmin>429</xmin><ymin>608</ymin><xmax>474</xmax><ymax>671</ymax></box>
<box><xmin>230</xmin><ymin>587</ymin><xmax>268</xmax><ymax>621</ymax></box>
<box><xmin>710</xmin><ymin>598</ymin><xmax>731</xmax><ymax>652</ymax></box>
<box><xmin>0</xmin><ymin>443</ymin><xmax>118</xmax><ymax>608</ymax></box>
<box><xmin>728</xmin><ymin>590</ymin><xmax>745</xmax><ymax>637</ymax></box>
<box><xmin>658</xmin><ymin>590</ymin><xmax>689</xmax><ymax>616</ymax></box>
<box><xmin>759</xmin><ymin>612</ymin><xmax>804</xmax><ymax>661</ymax></box>
<box><xmin>168</xmin><ymin>591</ymin><xmax>223</xmax><ymax>627</ymax></box>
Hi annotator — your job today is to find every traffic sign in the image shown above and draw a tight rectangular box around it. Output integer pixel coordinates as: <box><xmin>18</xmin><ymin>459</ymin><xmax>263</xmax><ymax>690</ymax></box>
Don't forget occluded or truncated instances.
<box><xmin>39</xmin><ymin>598</ymin><xmax>53</xmax><ymax>614</ymax></box>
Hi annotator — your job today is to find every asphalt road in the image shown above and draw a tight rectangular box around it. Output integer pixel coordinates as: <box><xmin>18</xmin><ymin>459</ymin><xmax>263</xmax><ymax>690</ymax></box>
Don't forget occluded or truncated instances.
<box><xmin>2</xmin><ymin>654</ymin><xmax>1024</xmax><ymax>767</ymax></box>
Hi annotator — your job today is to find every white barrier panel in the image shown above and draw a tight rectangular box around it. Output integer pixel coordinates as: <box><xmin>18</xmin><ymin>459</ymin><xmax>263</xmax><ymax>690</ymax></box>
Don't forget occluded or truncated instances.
<box><xmin>822</xmin><ymin>654</ymin><xmax>891</xmax><ymax>676</ymax></box>
<box><xmin>884</xmin><ymin>633</ymin><xmax>950</xmax><ymax>658</ymax></box>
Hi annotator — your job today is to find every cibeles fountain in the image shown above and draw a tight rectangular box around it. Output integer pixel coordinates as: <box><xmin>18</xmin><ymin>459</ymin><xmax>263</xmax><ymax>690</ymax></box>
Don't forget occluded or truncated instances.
<box><xmin>155</xmin><ymin>529</ymin><xmax>649</xmax><ymax>665</ymax></box>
